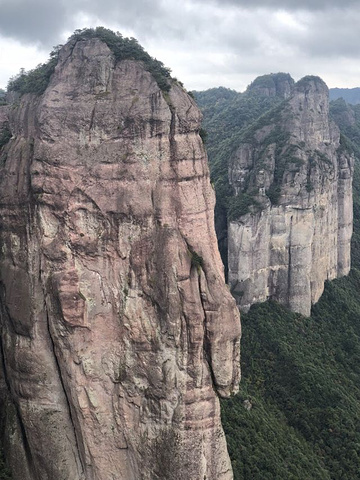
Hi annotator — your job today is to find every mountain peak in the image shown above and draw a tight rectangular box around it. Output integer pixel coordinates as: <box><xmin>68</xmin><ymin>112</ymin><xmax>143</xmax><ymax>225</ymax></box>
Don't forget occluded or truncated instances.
<box><xmin>247</xmin><ymin>72</ymin><xmax>295</xmax><ymax>99</ymax></box>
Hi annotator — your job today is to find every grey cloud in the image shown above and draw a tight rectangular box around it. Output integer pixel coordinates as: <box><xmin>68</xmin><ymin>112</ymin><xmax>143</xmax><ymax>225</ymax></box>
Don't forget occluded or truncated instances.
<box><xmin>1</xmin><ymin>0</ymin><xmax>357</xmax><ymax>49</ymax></box>
<box><xmin>0</xmin><ymin>0</ymin><xmax>164</xmax><ymax>47</ymax></box>
<box><xmin>203</xmin><ymin>0</ymin><xmax>359</xmax><ymax>11</ymax></box>
<box><xmin>300</xmin><ymin>10</ymin><xmax>360</xmax><ymax>57</ymax></box>
<box><xmin>0</xmin><ymin>0</ymin><xmax>71</xmax><ymax>45</ymax></box>
<box><xmin>1</xmin><ymin>0</ymin><xmax>360</xmax><ymax>92</ymax></box>
<box><xmin>253</xmin><ymin>7</ymin><xmax>360</xmax><ymax>60</ymax></box>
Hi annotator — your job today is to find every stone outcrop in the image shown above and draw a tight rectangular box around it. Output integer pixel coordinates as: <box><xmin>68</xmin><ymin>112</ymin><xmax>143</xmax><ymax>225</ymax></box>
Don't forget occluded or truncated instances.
<box><xmin>228</xmin><ymin>76</ymin><xmax>354</xmax><ymax>316</ymax></box>
<box><xmin>0</xmin><ymin>37</ymin><xmax>241</xmax><ymax>479</ymax></box>
<box><xmin>246</xmin><ymin>72</ymin><xmax>295</xmax><ymax>99</ymax></box>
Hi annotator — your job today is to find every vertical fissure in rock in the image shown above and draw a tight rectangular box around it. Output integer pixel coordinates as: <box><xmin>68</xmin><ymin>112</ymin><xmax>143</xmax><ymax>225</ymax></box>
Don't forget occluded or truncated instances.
<box><xmin>197</xmin><ymin>270</ymin><xmax>217</xmax><ymax>391</ymax></box>
<box><xmin>168</xmin><ymin>104</ymin><xmax>177</xmax><ymax>165</ymax></box>
<box><xmin>287</xmin><ymin>215</ymin><xmax>293</xmax><ymax>308</ymax></box>
<box><xmin>45</xmin><ymin>310</ymin><xmax>86</xmax><ymax>478</ymax></box>
<box><xmin>89</xmin><ymin>104</ymin><xmax>96</xmax><ymax>141</ymax></box>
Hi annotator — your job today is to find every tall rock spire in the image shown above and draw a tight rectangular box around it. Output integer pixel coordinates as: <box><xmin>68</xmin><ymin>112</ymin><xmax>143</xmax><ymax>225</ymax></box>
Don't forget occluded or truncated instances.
<box><xmin>0</xmin><ymin>33</ymin><xmax>241</xmax><ymax>480</ymax></box>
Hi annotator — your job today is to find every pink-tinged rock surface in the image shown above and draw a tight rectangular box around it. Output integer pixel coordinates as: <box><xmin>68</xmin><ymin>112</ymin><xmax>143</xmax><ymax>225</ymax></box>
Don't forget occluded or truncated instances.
<box><xmin>0</xmin><ymin>38</ymin><xmax>241</xmax><ymax>480</ymax></box>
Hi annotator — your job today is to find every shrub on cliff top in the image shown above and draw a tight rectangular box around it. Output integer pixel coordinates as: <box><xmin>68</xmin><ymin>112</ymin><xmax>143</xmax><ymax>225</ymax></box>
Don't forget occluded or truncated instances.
<box><xmin>7</xmin><ymin>27</ymin><xmax>172</xmax><ymax>96</ymax></box>
<box><xmin>7</xmin><ymin>46</ymin><xmax>61</xmax><ymax>96</ymax></box>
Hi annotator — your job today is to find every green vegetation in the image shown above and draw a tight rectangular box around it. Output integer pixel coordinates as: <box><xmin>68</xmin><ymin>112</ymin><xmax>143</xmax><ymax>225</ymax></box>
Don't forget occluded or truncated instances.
<box><xmin>238</xmin><ymin>104</ymin><xmax>311</xmax><ymax>207</ymax></box>
<box><xmin>194</xmin><ymin>76</ymin><xmax>352</xmax><ymax>273</ymax></box>
<box><xmin>220</xmin><ymin>97</ymin><xmax>360</xmax><ymax>479</ymax></box>
<box><xmin>0</xmin><ymin>123</ymin><xmax>11</xmax><ymax>150</ymax></box>
<box><xmin>296</xmin><ymin>75</ymin><xmax>324</xmax><ymax>90</ymax></box>
<box><xmin>314</xmin><ymin>150</ymin><xmax>333</xmax><ymax>166</ymax></box>
<box><xmin>199</xmin><ymin>128</ymin><xmax>208</xmax><ymax>143</ymax></box>
<box><xmin>68</xmin><ymin>28</ymin><xmax>171</xmax><ymax>91</ymax></box>
<box><xmin>7</xmin><ymin>27</ymin><xmax>172</xmax><ymax>96</ymax></box>
<box><xmin>193</xmin><ymin>80</ymin><xmax>288</xmax><ymax>266</ymax></box>
<box><xmin>222</xmin><ymin>272</ymin><xmax>360</xmax><ymax>480</ymax></box>
<box><xmin>247</xmin><ymin>72</ymin><xmax>294</xmax><ymax>94</ymax></box>
<box><xmin>329</xmin><ymin>87</ymin><xmax>360</xmax><ymax>105</ymax></box>
<box><xmin>227</xmin><ymin>193</ymin><xmax>261</xmax><ymax>220</ymax></box>
<box><xmin>193</xmin><ymin>84</ymin><xmax>285</xmax><ymax>176</ymax></box>
<box><xmin>0</xmin><ymin>89</ymin><xmax>6</xmax><ymax>106</ymax></box>
<box><xmin>330</xmin><ymin>98</ymin><xmax>360</xmax><ymax>269</ymax></box>
<box><xmin>222</xmin><ymin>259</ymin><xmax>360</xmax><ymax>479</ymax></box>
<box><xmin>330</xmin><ymin>98</ymin><xmax>360</xmax><ymax>155</ymax></box>
<box><xmin>189</xmin><ymin>249</ymin><xmax>204</xmax><ymax>271</ymax></box>
<box><xmin>7</xmin><ymin>46</ymin><xmax>61</xmax><ymax>95</ymax></box>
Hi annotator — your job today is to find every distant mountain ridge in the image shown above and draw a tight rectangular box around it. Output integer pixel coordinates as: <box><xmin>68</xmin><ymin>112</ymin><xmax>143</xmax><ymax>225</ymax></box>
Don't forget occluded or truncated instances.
<box><xmin>194</xmin><ymin>85</ymin><xmax>360</xmax><ymax>106</ymax></box>
<box><xmin>329</xmin><ymin>87</ymin><xmax>360</xmax><ymax>105</ymax></box>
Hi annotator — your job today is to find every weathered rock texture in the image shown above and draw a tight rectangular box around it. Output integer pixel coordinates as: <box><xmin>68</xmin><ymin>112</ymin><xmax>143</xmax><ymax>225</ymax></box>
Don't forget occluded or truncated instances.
<box><xmin>228</xmin><ymin>76</ymin><xmax>354</xmax><ymax>316</ymax></box>
<box><xmin>0</xmin><ymin>38</ymin><xmax>241</xmax><ymax>480</ymax></box>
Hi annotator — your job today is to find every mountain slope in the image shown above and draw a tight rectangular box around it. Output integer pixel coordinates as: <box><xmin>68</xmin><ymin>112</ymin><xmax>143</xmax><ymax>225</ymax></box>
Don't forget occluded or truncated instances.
<box><xmin>193</xmin><ymin>73</ymin><xmax>294</xmax><ymax>271</ymax></box>
<box><xmin>217</xmin><ymin>92</ymin><xmax>360</xmax><ymax>480</ymax></box>
<box><xmin>227</xmin><ymin>76</ymin><xmax>354</xmax><ymax>315</ymax></box>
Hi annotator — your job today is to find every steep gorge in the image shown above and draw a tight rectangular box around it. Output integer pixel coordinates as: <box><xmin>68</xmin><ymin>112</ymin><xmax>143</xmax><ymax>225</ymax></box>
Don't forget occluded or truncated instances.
<box><xmin>0</xmin><ymin>34</ymin><xmax>241</xmax><ymax>480</ymax></box>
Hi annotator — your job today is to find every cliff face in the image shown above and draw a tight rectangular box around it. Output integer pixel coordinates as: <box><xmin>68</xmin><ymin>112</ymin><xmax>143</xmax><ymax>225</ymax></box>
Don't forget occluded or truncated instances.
<box><xmin>228</xmin><ymin>76</ymin><xmax>354</xmax><ymax>316</ymax></box>
<box><xmin>0</xmin><ymin>38</ymin><xmax>240</xmax><ymax>480</ymax></box>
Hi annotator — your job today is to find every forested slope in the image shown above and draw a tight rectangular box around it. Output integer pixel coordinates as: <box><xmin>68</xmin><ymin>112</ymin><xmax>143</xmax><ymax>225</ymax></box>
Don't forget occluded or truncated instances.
<box><xmin>216</xmin><ymin>92</ymin><xmax>360</xmax><ymax>480</ymax></box>
<box><xmin>221</xmin><ymin>267</ymin><xmax>360</xmax><ymax>479</ymax></box>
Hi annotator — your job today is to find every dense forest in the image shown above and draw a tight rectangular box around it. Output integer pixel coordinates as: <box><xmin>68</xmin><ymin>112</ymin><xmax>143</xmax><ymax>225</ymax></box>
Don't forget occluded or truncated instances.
<box><xmin>195</xmin><ymin>82</ymin><xmax>360</xmax><ymax>479</ymax></box>
<box><xmin>221</xmin><ymin>265</ymin><xmax>360</xmax><ymax>479</ymax></box>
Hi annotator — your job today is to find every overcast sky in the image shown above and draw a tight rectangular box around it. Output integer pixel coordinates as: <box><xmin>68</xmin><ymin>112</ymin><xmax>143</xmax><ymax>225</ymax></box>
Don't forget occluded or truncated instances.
<box><xmin>1</xmin><ymin>0</ymin><xmax>360</xmax><ymax>92</ymax></box>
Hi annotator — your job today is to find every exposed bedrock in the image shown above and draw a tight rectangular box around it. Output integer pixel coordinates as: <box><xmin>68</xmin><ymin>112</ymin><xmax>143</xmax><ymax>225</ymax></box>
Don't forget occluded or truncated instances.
<box><xmin>0</xmin><ymin>37</ymin><xmax>240</xmax><ymax>480</ymax></box>
<box><xmin>228</xmin><ymin>76</ymin><xmax>354</xmax><ymax>316</ymax></box>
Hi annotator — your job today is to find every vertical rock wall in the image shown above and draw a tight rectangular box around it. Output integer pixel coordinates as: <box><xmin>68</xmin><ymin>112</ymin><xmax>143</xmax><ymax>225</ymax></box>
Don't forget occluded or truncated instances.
<box><xmin>0</xmin><ymin>38</ymin><xmax>241</xmax><ymax>480</ymax></box>
<box><xmin>228</xmin><ymin>77</ymin><xmax>354</xmax><ymax>316</ymax></box>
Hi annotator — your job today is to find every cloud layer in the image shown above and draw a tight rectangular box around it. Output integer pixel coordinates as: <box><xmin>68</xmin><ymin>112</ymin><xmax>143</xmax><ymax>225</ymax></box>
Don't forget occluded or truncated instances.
<box><xmin>1</xmin><ymin>0</ymin><xmax>360</xmax><ymax>91</ymax></box>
